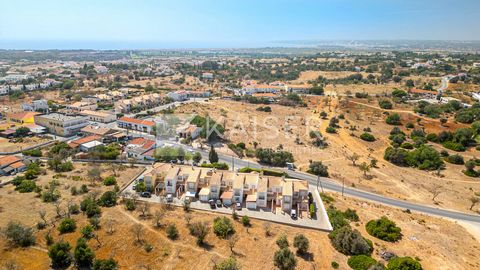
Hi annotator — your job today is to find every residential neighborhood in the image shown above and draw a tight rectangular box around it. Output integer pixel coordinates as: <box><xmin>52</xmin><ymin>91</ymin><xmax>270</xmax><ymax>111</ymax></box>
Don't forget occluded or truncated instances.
<box><xmin>1</xmin><ymin>10</ymin><xmax>480</xmax><ymax>268</ymax></box>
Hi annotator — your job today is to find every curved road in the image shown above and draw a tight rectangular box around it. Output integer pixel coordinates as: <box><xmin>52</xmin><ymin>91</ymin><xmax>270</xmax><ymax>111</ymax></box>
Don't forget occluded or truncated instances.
<box><xmin>185</xmin><ymin>145</ymin><xmax>480</xmax><ymax>223</ymax></box>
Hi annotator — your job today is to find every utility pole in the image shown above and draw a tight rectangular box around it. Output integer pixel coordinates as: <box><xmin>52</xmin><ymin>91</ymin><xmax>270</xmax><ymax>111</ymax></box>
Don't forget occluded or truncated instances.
<box><xmin>342</xmin><ymin>178</ymin><xmax>345</xmax><ymax>197</ymax></box>
<box><xmin>317</xmin><ymin>175</ymin><xmax>324</xmax><ymax>193</ymax></box>
<box><xmin>231</xmin><ymin>155</ymin><xmax>234</xmax><ymax>172</ymax></box>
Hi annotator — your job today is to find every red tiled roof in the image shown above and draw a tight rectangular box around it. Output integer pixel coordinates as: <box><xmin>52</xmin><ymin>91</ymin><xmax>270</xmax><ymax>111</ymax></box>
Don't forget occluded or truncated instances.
<box><xmin>128</xmin><ymin>137</ymin><xmax>155</xmax><ymax>149</ymax></box>
<box><xmin>142</xmin><ymin>140</ymin><xmax>155</xmax><ymax>150</ymax></box>
<box><xmin>142</xmin><ymin>148</ymin><xmax>155</xmax><ymax>157</ymax></box>
<box><xmin>0</xmin><ymin>155</ymin><xmax>21</xmax><ymax>166</ymax></box>
<box><xmin>70</xmin><ymin>135</ymin><xmax>101</xmax><ymax>147</ymax></box>
<box><xmin>129</xmin><ymin>137</ymin><xmax>146</xmax><ymax>145</ymax></box>
<box><xmin>118</xmin><ymin>117</ymin><xmax>155</xmax><ymax>127</ymax></box>
<box><xmin>10</xmin><ymin>161</ymin><xmax>26</xmax><ymax>169</ymax></box>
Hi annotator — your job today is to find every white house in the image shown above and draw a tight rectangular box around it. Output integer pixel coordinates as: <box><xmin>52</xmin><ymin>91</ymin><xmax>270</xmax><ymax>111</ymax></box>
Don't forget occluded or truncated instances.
<box><xmin>22</xmin><ymin>99</ymin><xmax>49</xmax><ymax>112</ymax></box>
<box><xmin>79</xmin><ymin>140</ymin><xmax>104</xmax><ymax>152</ymax></box>
<box><xmin>167</xmin><ymin>91</ymin><xmax>189</xmax><ymax>101</ymax></box>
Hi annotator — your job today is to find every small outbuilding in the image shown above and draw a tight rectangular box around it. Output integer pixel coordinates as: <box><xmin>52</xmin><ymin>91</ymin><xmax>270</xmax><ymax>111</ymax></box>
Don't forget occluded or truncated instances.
<box><xmin>199</xmin><ymin>187</ymin><xmax>210</xmax><ymax>202</ymax></box>
<box><xmin>246</xmin><ymin>194</ymin><xmax>257</xmax><ymax>209</ymax></box>
<box><xmin>220</xmin><ymin>191</ymin><xmax>233</xmax><ymax>206</ymax></box>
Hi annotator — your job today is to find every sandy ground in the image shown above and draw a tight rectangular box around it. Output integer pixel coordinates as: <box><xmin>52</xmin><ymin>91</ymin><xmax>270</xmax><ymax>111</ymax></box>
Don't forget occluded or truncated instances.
<box><xmin>328</xmin><ymin>192</ymin><xmax>480</xmax><ymax>270</ymax></box>
<box><xmin>0</xmin><ymin>137</ymin><xmax>50</xmax><ymax>152</ymax></box>
<box><xmin>175</xmin><ymin>98</ymin><xmax>480</xmax><ymax>213</ymax></box>
<box><xmin>1</xmin><ymin>180</ymin><xmax>478</xmax><ymax>269</ymax></box>
<box><xmin>0</xmin><ymin>163</ymin><xmax>143</xmax><ymax>229</ymax></box>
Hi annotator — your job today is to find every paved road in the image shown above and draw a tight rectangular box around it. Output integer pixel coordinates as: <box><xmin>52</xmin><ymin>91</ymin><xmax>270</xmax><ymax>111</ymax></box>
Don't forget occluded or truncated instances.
<box><xmin>164</xmin><ymin>142</ymin><xmax>480</xmax><ymax>223</ymax></box>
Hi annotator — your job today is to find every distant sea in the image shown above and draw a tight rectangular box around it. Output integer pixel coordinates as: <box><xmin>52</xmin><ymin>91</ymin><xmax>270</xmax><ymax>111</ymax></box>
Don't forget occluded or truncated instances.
<box><xmin>0</xmin><ymin>40</ymin><xmax>284</xmax><ymax>50</ymax></box>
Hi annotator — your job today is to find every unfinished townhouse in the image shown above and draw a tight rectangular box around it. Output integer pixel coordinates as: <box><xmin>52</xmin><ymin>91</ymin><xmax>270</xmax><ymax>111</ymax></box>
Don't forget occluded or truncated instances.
<box><xmin>144</xmin><ymin>164</ymin><xmax>309</xmax><ymax>214</ymax></box>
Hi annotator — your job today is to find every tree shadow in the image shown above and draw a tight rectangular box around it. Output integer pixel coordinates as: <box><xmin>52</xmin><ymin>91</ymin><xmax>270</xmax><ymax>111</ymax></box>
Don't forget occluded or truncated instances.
<box><xmin>200</xmin><ymin>242</ymin><xmax>215</xmax><ymax>251</ymax></box>
<box><xmin>298</xmin><ymin>252</ymin><xmax>314</xmax><ymax>262</ymax></box>
<box><xmin>232</xmin><ymin>250</ymin><xmax>246</xmax><ymax>258</ymax></box>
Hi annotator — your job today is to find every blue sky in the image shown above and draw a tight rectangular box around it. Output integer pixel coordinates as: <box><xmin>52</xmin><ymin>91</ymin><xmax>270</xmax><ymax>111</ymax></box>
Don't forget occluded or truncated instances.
<box><xmin>1</xmin><ymin>0</ymin><xmax>479</xmax><ymax>49</ymax></box>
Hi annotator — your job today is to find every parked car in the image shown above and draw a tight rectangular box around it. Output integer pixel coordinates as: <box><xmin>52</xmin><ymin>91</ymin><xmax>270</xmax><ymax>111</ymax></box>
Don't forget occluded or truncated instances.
<box><xmin>209</xmin><ymin>199</ymin><xmax>216</xmax><ymax>209</ymax></box>
<box><xmin>140</xmin><ymin>192</ymin><xmax>151</xmax><ymax>198</ymax></box>
<box><xmin>290</xmin><ymin>209</ymin><xmax>297</xmax><ymax>219</ymax></box>
<box><xmin>235</xmin><ymin>202</ymin><xmax>242</xmax><ymax>211</ymax></box>
<box><xmin>216</xmin><ymin>200</ymin><xmax>222</xmax><ymax>207</ymax></box>
<box><xmin>166</xmin><ymin>194</ymin><xmax>173</xmax><ymax>202</ymax></box>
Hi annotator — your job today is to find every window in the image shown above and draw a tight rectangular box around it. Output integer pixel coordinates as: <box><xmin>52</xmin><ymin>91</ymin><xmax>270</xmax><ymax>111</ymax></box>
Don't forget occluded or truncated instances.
<box><xmin>284</xmin><ymin>196</ymin><xmax>291</xmax><ymax>203</ymax></box>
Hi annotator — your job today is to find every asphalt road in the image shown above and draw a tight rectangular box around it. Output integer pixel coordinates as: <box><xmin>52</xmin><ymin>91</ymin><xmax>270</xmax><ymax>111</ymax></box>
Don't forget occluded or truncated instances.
<box><xmin>183</xmin><ymin>145</ymin><xmax>480</xmax><ymax>223</ymax></box>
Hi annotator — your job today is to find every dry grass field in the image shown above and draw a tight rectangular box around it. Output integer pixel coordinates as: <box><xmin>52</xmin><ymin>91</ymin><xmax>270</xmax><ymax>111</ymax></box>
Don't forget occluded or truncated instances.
<box><xmin>0</xmin><ymin>137</ymin><xmax>50</xmax><ymax>153</ymax></box>
<box><xmin>1</xmin><ymin>180</ymin><xmax>478</xmax><ymax>269</ymax></box>
<box><xmin>176</xmin><ymin>98</ymin><xmax>480</xmax><ymax>213</ymax></box>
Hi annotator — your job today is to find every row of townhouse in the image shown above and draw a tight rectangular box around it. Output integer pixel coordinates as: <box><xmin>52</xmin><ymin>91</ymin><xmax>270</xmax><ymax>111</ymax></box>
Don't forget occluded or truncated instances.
<box><xmin>167</xmin><ymin>90</ymin><xmax>211</xmax><ymax>101</ymax></box>
<box><xmin>64</xmin><ymin>101</ymin><xmax>98</xmax><ymax>112</ymax></box>
<box><xmin>0</xmin><ymin>79</ymin><xmax>62</xmax><ymax>95</ymax></box>
<box><xmin>145</xmin><ymin>164</ymin><xmax>309</xmax><ymax>213</ymax></box>
<box><xmin>117</xmin><ymin>116</ymin><xmax>156</xmax><ymax>133</ymax></box>
<box><xmin>114</xmin><ymin>93</ymin><xmax>162</xmax><ymax>113</ymax></box>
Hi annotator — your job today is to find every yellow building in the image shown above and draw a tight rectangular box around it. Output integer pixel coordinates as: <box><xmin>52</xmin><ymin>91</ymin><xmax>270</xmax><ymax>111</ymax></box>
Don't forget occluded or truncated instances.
<box><xmin>7</xmin><ymin>112</ymin><xmax>40</xmax><ymax>125</ymax></box>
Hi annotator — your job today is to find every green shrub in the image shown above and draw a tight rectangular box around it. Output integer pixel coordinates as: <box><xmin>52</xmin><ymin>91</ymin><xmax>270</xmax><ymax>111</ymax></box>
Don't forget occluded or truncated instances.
<box><xmin>22</xmin><ymin>148</ymin><xmax>42</xmax><ymax>157</ymax></box>
<box><xmin>426</xmin><ymin>133</ymin><xmax>438</xmax><ymax>142</ymax></box>
<box><xmin>3</xmin><ymin>222</ymin><xmax>36</xmax><ymax>247</ymax></box>
<box><xmin>200</xmin><ymin>162</ymin><xmax>229</xmax><ymax>170</ymax></box>
<box><xmin>378</xmin><ymin>100</ymin><xmax>393</xmax><ymax>109</ymax></box>
<box><xmin>125</xmin><ymin>198</ymin><xmax>136</xmax><ymax>211</ymax></box>
<box><xmin>327</xmin><ymin>205</ymin><xmax>350</xmax><ymax>230</ymax></box>
<box><xmin>331</xmin><ymin>261</ymin><xmax>339</xmax><ymax>269</ymax></box>
<box><xmin>365</xmin><ymin>216</ymin><xmax>402</xmax><ymax>242</ymax></box>
<box><xmin>386</xmin><ymin>113</ymin><xmax>401</xmax><ymax>125</ymax></box>
<box><xmin>93</xmin><ymin>258</ymin><xmax>118</xmax><ymax>270</ymax></box>
<box><xmin>103</xmin><ymin>176</ymin><xmax>117</xmax><ymax>186</ymax></box>
<box><xmin>98</xmin><ymin>191</ymin><xmax>117</xmax><ymax>207</ymax></box>
<box><xmin>307</xmin><ymin>161</ymin><xmax>329</xmax><ymax>177</ymax></box>
<box><xmin>241</xmin><ymin>215</ymin><xmax>251</xmax><ymax>227</ymax></box>
<box><xmin>15</xmin><ymin>180</ymin><xmax>37</xmax><ymax>193</ymax></box>
<box><xmin>293</xmin><ymin>234</ymin><xmax>309</xmax><ymax>255</ymax></box>
<box><xmin>442</xmin><ymin>141</ymin><xmax>466</xmax><ymax>152</ymax></box>
<box><xmin>343</xmin><ymin>209</ymin><xmax>359</xmax><ymax>222</ymax></box>
<box><xmin>360</xmin><ymin>133</ymin><xmax>376</xmax><ymax>142</ymax></box>
<box><xmin>446</xmin><ymin>154</ymin><xmax>464</xmax><ymax>165</ymax></box>
<box><xmin>273</xmin><ymin>248</ymin><xmax>297</xmax><ymax>270</ymax></box>
<box><xmin>406</xmin><ymin>146</ymin><xmax>444</xmax><ymax>170</ymax></box>
<box><xmin>276</xmin><ymin>234</ymin><xmax>289</xmax><ymax>249</ymax></box>
<box><xmin>326</xmin><ymin>126</ymin><xmax>337</xmax><ymax>133</ymax></box>
<box><xmin>74</xmin><ymin>237</ymin><xmax>95</xmax><ymax>269</ymax></box>
<box><xmin>48</xmin><ymin>240</ymin><xmax>72</xmax><ymax>269</ymax></box>
<box><xmin>58</xmin><ymin>218</ymin><xmax>77</xmax><ymax>234</ymax></box>
<box><xmin>320</xmin><ymin>193</ymin><xmax>334</xmax><ymax>204</ymax></box>
<box><xmin>400</xmin><ymin>142</ymin><xmax>414</xmax><ymax>149</ymax></box>
<box><xmin>384</xmin><ymin>147</ymin><xmax>409</xmax><ymax>166</ymax></box>
<box><xmin>255</xmin><ymin>148</ymin><xmax>294</xmax><ymax>167</ymax></box>
<box><xmin>213</xmin><ymin>217</ymin><xmax>235</xmax><ymax>239</ymax></box>
<box><xmin>215</xmin><ymin>257</ymin><xmax>240</xmax><ymax>270</ymax></box>
<box><xmin>387</xmin><ymin>257</ymin><xmax>422</xmax><ymax>270</ymax></box>
<box><xmin>329</xmin><ymin>226</ymin><xmax>372</xmax><ymax>256</ymax></box>
<box><xmin>347</xmin><ymin>255</ymin><xmax>377</xmax><ymax>270</ymax></box>
<box><xmin>166</xmin><ymin>224</ymin><xmax>178</xmax><ymax>240</ymax></box>
<box><xmin>80</xmin><ymin>197</ymin><xmax>101</xmax><ymax>217</ymax></box>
